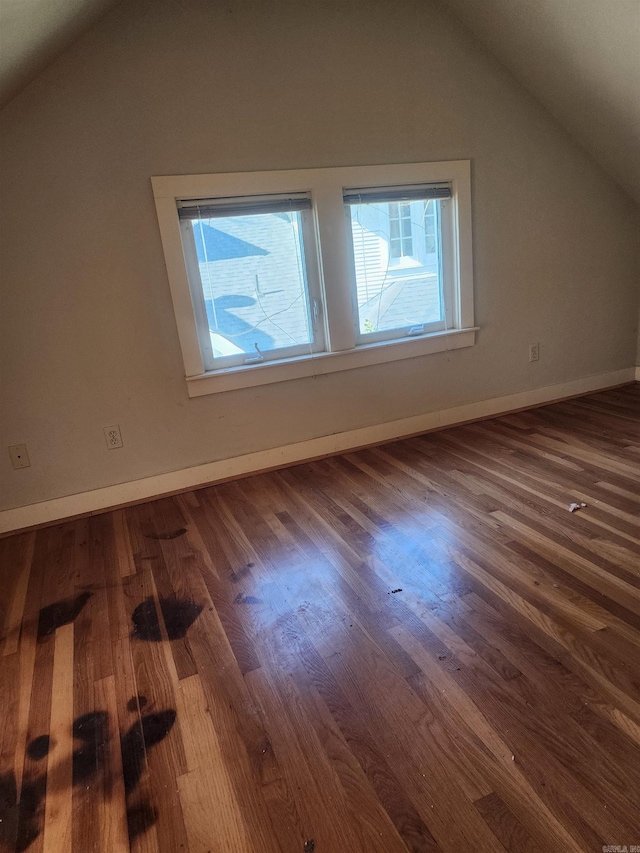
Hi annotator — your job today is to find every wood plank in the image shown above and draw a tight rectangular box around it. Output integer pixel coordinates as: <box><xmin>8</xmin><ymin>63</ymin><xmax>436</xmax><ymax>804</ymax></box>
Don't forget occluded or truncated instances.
<box><xmin>113</xmin><ymin>511</ymin><xmax>137</xmax><ymax>579</ymax></box>
<box><xmin>94</xmin><ymin>675</ymin><xmax>131</xmax><ymax>853</ymax></box>
<box><xmin>176</xmin><ymin>674</ymin><xmax>251</xmax><ymax>853</ymax></box>
<box><xmin>42</xmin><ymin>622</ymin><xmax>75</xmax><ymax>853</ymax></box>
<box><xmin>2</xmin><ymin>532</ymin><xmax>35</xmax><ymax>656</ymax></box>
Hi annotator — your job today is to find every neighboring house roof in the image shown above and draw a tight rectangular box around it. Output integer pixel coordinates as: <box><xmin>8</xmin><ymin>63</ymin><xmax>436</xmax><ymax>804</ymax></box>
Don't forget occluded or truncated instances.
<box><xmin>195</xmin><ymin>214</ymin><xmax>314</xmax><ymax>354</ymax></box>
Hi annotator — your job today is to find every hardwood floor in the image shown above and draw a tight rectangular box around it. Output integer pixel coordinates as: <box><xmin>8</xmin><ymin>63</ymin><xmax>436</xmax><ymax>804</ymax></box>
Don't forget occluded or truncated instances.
<box><xmin>1</xmin><ymin>384</ymin><xmax>640</xmax><ymax>852</ymax></box>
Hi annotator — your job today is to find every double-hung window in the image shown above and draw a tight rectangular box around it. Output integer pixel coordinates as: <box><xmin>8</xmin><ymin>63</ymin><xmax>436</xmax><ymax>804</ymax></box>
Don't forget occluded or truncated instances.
<box><xmin>344</xmin><ymin>183</ymin><xmax>452</xmax><ymax>344</ymax></box>
<box><xmin>177</xmin><ymin>193</ymin><xmax>324</xmax><ymax>370</ymax></box>
<box><xmin>152</xmin><ymin>161</ymin><xmax>475</xmax><ymax>396</ymax></box>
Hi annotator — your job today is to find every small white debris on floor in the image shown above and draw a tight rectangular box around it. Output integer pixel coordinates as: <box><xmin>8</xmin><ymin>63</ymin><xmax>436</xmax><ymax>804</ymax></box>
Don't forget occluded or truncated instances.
<box><xmin>569</xmin><ymin>502</ymin><xmax>587</xmax><ymax>512</ymax></box>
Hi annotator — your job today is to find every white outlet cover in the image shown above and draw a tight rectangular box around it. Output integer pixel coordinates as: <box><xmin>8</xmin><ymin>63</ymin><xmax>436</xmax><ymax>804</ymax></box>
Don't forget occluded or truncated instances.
<box><xmin>9</xmin><ymin>444</ymin><xmax>31</xmax><ymax>469</ymax></box>
<box><xmin>104</xmin><ymin>425</ymin><xmax>123</xmax><ymax>449</ymax></box>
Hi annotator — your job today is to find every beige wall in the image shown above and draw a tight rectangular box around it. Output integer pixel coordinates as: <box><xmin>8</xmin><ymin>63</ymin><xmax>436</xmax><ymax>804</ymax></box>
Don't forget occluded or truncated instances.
<box><xmin>1</xmin><ymin>0</ymin><xmax>638</xmax><ymax>512</ymax></box>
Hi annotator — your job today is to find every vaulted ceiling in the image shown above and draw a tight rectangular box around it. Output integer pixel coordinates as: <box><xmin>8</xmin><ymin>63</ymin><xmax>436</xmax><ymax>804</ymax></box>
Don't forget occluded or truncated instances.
<box><xmin>439</xmin><ymin>0</ymin><xmax>640</xmax><ymax>204</ymax></box>
<box><xmin>0</xmin><ymin>0</ymin><xmax>120</xmax><ymax>106</ymax></box>
<box><xmin>0</xmin><ymin>0</ymin><xmax>638</xmax><ymax>204</ymax></box>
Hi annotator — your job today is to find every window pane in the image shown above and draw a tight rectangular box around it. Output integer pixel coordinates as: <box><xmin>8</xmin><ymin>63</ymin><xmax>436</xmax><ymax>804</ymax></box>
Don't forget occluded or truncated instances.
<box><xmin>191</xmin><ymin>210</ymin><xmax>314</xmax><ymax>360</ymax></box>
<box><xmin>348</xmin><ymin>197</ymin><xmax>443</xmax><ymax>337</ymax></box>
<box><xmin>424</xmin><ymin>200</ymin><xmax>436</xmax><ymax>254</ymax></box>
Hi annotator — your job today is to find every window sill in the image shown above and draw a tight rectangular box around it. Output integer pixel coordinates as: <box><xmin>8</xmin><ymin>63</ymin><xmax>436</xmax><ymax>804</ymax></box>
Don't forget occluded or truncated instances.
<box><xmin>389</xmin><ymin>257</ymin><xmax>422</xmax><ymax>269</ymax></box>
<box><xmin>186</xmin><ymin>327</ymin><xmax>478</xmax><ymax>397</ymax></box>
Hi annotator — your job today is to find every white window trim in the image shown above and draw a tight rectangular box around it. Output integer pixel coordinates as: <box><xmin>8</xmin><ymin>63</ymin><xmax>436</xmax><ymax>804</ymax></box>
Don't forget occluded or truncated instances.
<box><xmin>151</xmin><ymin>160</ymin><xmax>476</xmax><ymax>397</ymax></box>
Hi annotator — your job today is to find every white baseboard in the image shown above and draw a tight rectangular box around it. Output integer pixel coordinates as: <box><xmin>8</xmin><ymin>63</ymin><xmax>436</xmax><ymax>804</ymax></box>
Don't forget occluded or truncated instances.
<box><xmin>0</xmin><ymin>367</ymin><xmax>635</xmax><ymax>536</ymax></box>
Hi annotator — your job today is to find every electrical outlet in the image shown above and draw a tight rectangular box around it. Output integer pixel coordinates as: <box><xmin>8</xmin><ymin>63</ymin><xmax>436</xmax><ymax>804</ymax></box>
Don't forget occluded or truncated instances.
<box><xmin>9</xmin><ymin>444</ymin><xmax>31</xmax><ymax>469</ymax></box>
<box><xmin>104</xmin><ymin>425</ymin><xmax>123</xmax><ymax>449</ymax></box>
<box><xmin>529</xmin><ymin>343</ymin><xmax>540</xmax><ymax>363</ymax></box>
